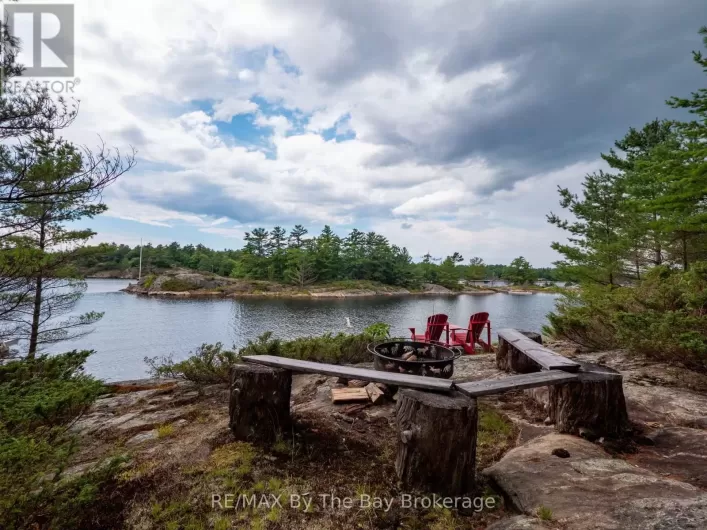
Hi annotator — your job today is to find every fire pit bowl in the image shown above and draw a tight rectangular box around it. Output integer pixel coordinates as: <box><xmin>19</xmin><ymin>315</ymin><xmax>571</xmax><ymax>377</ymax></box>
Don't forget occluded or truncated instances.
<box><xmin>369</xmin><ymin>340</ymin><xmax>461</xmax><ymax>379</ymax></box>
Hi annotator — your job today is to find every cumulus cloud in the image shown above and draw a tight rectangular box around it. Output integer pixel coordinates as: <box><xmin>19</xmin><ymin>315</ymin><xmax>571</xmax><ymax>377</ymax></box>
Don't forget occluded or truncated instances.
<box><xmin>50</xmin><ymin>0</ymin><xmax>706</xmax><ymax>265</ymax></box>
<box><xmin>212</xmin><ymin>98</ymin><xmax>258</xmax><ymax>121</ymax></box>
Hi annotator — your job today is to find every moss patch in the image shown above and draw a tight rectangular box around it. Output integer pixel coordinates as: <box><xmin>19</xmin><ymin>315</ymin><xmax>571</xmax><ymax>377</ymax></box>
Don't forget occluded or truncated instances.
<box><xmin>161</xmin><ymin>278</ymin><xmax>198</xmax><ymax>292</ymax></box>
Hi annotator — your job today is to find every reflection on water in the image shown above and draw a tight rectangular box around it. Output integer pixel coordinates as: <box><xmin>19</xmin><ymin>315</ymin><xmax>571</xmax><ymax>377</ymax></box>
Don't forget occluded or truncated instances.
<box><xmin>45</xmin><ymin>279</ymin><xmax>560</xmax><ymax>382</ymax></box>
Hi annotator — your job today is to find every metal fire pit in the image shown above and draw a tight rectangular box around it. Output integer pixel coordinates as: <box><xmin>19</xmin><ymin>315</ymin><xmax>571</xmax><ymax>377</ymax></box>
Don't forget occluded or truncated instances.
<box><xmin>369</xmin><ymin>340</ymin><xmax>461</xmax><ymax>379</ymax></box>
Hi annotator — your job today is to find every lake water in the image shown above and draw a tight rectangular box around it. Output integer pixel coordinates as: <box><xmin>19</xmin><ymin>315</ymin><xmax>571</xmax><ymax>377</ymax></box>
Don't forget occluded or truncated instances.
<box><xmin>44</xmin><ymin>279</ymin><xmax>561</xmax><ymax>382</ymax></box>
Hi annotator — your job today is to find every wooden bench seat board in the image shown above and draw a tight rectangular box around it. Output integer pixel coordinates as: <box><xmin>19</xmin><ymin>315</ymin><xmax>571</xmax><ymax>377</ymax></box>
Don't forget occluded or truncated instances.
<box><xmin>242</xmin><ymin>355</ymin><xmax>454</xmax><ymax>392</ymax></box>
<box><xmin>497</xmin><ymin>329</ymin><xmax>581</xmax><ymax>372</ymax></box>
<box><xmin>455</xmin><ymin>370</ymin><xmax>578</xmax><ymax>398</ymax></box>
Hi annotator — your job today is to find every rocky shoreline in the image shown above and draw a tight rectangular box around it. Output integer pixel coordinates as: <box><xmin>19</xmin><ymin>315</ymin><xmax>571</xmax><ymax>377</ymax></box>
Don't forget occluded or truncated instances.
<box><xmin>120</xmin><ymin>270</ymin><xmax>503</xmax><ymax>299</ymax></box>
<box><xmin>74</xmin><ymin>342</ymin><xmax>707</xmax><ymax>529</ymax></box>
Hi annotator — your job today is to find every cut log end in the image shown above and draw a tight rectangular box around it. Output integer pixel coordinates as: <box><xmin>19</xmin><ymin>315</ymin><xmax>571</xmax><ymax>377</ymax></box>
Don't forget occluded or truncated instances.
<box><xmin>549</xmin><ymin>362</ymin><xmax>629</xmax><ymax>437</ymax></box>
<box><xmin>395</xmin><ymin>389</ymin><xmax>477</xmax><ymax>495</ymax></box>
<box><xmin>496</xmin><ymin>330</ymin><xmax>543</xmax><ymax>373</ymax></box>
<box><xmin>229</xmin><ymin>364</ymin><xmax>292</xmax><ymax>443</ymax></box>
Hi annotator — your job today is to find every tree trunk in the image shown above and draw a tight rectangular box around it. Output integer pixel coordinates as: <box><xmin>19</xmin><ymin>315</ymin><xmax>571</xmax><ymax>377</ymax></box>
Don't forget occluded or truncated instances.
<box><xmin>653</xmin><ymin>215</ymin><xmax>662</xmax><ymax>265</ymax></box>
<box><xmin>28</xmin><ymin>219</ymin><xmax>47</xmax><ymax>358</ymax></box>
<box><xmin>229</xmin><ymin>364</ymin><xmax>292</xmax><ymax>443</ymax></box>
<box><xmin>496</xmin><ymin>330</ymin><xmax>542</xmax><ymax>373</ymax></box>
<box><xmin>549</xmin><ymin>362</ymin><xmax>629</xmax><ymax>437</ymax></box>
<box><xmin>395</xmin><ymin>389</ymin><xmax>477</xmax><ymax>495</ymax></box>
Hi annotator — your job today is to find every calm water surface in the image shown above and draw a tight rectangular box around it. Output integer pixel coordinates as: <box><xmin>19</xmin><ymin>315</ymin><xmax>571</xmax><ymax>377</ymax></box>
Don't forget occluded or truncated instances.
<box><xmin>45</xmin><ymin>279</ymin><xmax>560</xmax><ymax>382</ymax></box>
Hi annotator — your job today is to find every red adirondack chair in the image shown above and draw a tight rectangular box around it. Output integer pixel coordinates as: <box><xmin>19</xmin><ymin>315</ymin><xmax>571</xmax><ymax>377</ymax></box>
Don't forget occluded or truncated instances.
<box><xmin>450</xmin><ymin>312</ymin><xmax>492</xmax><ymax>354</ymax></box>
<box><xmin>409</xmin><ymin>314</ymin><xmax>450</xmax><ymax>344</ymax></box>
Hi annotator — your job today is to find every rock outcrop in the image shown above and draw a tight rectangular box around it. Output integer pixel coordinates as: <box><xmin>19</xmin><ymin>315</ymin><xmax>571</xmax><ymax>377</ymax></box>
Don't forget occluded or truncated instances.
<box><xmin>484</xmin><ymin>433</ymin><xmax>707</xmax><ymax>530</ymax></box>
<box><xmin>421</xmin><ymin>283</ymin><xmax>453</xmax><ymax>294</ymax></box>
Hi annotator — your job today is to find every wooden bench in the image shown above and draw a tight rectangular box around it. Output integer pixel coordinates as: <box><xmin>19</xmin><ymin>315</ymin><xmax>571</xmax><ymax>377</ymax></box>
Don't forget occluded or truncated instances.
<box><xmin>242</xmin><ymin>355</ymin><xmax>454</xmax><ymax>392</ymax></box>
<box><xmin>232</xmin><ymin>334</ymin><xmax>629</xmax><ymax>496</ymax></box>
<box><xmin>456</xmin><ymin>370</ymin><xmax>578</xmax><ymax>398</ymax></box>
<box><xmin>496</xmin><ymin>328</ymin><xmax>581</xmax><ymax>373</ymax></box>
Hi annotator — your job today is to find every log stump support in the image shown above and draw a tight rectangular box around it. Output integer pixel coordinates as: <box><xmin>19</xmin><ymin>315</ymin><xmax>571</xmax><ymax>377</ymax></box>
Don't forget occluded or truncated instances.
<box><xmin>496</xmin><ymin>330</ymin><xmax>542</xmax><ymax>373</ymax></box>
<box><xmin>549</xmin><ymin>362</ymin><xmax>629</xmax><ymax>437</ymax></box>
<box><xmin>229</xmin><ymin>364</ymin><xmax>292</xmax><ymax>443</ymax></box>
<box><xmin>395</xmin><ymin>389</ymin><xmax>477</xmax><ymax>495</ymax></box>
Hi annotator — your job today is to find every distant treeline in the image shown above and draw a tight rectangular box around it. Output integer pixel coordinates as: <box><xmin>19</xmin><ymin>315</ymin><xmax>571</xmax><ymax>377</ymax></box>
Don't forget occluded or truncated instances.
<box><xmin>73</xmin><ymin>227</ymin><xmax>558</xmax><ymax>288</ymax></box>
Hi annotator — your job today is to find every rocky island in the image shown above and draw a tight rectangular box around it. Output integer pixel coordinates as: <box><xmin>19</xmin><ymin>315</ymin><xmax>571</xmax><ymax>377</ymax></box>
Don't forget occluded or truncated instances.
<box><xmin>122</xmin><ymin>269</ymin><xmax>500</xmax><ymax>298</ymax></box>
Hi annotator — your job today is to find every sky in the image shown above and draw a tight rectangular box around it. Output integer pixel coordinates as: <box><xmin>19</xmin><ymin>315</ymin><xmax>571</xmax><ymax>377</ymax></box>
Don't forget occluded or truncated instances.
<box><xmin>15</xmin><ymin>0</ymin><xmax>707</xmax><ymax>266</ymax></box>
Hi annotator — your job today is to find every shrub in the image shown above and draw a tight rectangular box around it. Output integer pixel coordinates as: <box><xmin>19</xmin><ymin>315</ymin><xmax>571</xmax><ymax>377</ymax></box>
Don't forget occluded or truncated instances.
<box><xmin>0</xmin><ymin>351</ymin><xmax>125</xmax><ymax>529</ymax></box>
<box><xmin>612</xmin><ymin>264</ymin><xmax>707</xmax><ymax>370</ymax></box>
<box><xmin>363</xmin><ymin>322</ymin><xmax>391</xmax><ymax>341</ymax></box>
<box><xmin>145</xmin><ymin>342</ymin><xmax>240</xmax><ymax>384</ymax></box>
<box><xmin>239</xmin><ymin>331</ymin><xmax>373</xmax><ymax>365</ymax></box>
<box><xmin>146</xmin><ymin>325</ymin><xmax>391</xmax><ymax>384</ymax></box>
<box><xmin>0</xmin><ymin>350</ymin><xmax>104</xmax><ymax>433</ymax></box>
<box><xmin>547</xmin><ymin>263</ymin><xmax>707</xmax><ymax>371</ymax></box>
<box><xmin>537</xmin><ymin>506</ymin><xmax>553</xmax><ymax>521</ymax></box>
<box><xmin>143</xmin><ymin>274</ymin><xmax>157</xmax><ymax>289</ymax></box>
<box><xmin>544</xmin><ymin>284</ymin><xmax>622</xmax><ymax>351</ymax></box>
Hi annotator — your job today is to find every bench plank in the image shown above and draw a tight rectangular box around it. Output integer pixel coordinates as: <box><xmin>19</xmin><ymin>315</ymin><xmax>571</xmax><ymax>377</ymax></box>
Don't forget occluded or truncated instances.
<box><xmin>497</xmin><ymin>329</ymin><xmax>581</xmax><ymax>372</ymax></box>
<box><xmin>456</xmin><ymin>370</ymin><xmax>578</xmax><ymax>398</ymax></box>
<box><xmin>242</xmin><ymin>355</ymin><xmax>454</xmax><ymax>392</ymax></box>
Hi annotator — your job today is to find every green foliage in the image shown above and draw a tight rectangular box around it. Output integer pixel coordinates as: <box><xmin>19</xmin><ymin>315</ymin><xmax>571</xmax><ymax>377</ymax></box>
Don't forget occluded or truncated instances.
<box><xmin>145</xmin><ymin>342</ymin><xmax>241</xmax><ymax>384</ymax></box>
<box><xmin>0</xmin><ymin>351</ymin><xmax>125</xmax><ymax>529</ymax></box>
<box><xmin>537</xmin><ymin>506</ymin><xmax>553</xmax><ymax>521</ymax></box>
<box><xmin>0</xmin><ymin>136</ymin><xmax>111</xmax><ymax>357</ymax></box>
<box><xmin>546</xmin><ymin>28</ymin><xmax>707</xmax><ymax>371</ymax></box>
<box><xmin>613</xmin><ymin>264</ymin><xmax>707</xmax><ymax>369</ymax></box>
<box><xmin>363</xmin><ymin>322</ymin><xmax>391</xmax><ymax>341</ymax></box>
<box><xmin>548</xmin><ymin>263</ymin><xmax>707</xmax><ymax>371</ymax></box>
<box><xmin>146</xmin><ymin>326</ymin><xmax>389</xmax><ymax>383</ymax></box>
<box><xmin>550</xmin><ymin>30</ymin><xmax>707</xmax><ymax>283</ymax></box>
<box><xmin>505</xmin><ymin>256</ymin><xmax>537</xmax><ymax>285</ymax></box>
<box><xmin>240</xmin><ymin>331</ymin><xmax>373</xmax><ymax>365</ymax></box>
<box><xmin>143</xmin><ymin>274</ymin><xmax>157</xmax><ymax>289</ymax></box>
<box><xmin>544</xmin><ymin>285</ymin><xmax>623</xmax><ymax>351</ymax></box>
<box><xmin>71</xmin><ymin>229</ymin><xmax>556</xmax><ymax>289</ymax></box>
<box><xmin>0</xmin><ymin>350</ymin><xmax>104</xmax><ymax>433</ymax></box>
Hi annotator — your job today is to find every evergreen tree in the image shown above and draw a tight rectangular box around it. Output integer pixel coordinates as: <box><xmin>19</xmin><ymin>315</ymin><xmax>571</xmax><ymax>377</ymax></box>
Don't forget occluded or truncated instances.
<box><xmin>466</xmin><ymin>257</ymin><xmax>486</xmax><ymax>280</ymax></box>
<box><xmin>313</xmin><ymin>226</ymin><xmax>342</xmax><ymax>282</ymax></box>
<box><xmin>548</xmin><ymin>171</ymin><xmax>629</xmax><ymax>286</ymax></box>
<box><xmin>648</xmin><ymin>26</ymin><xmax>707</xmax><ymax>269</ymax></box>
<box><xmin>505</xmin><ymin>256</ymin><xmax>536</xmax><ymax>285</ymax></box>
<box><xmin>269</xmin><ymin>226</ymin><xmax>288</xmax><ymax>280</ymax></box>
<box><xmin>602</xmin><ymin>119</ymin><xmax>674</xmax><ymax>272</ymax></box>
<box><xmin>288</xmin><ymin>225</ymin><xmax>308</xmax><ymax>248</ymax></box>
<box><xmin>242</xmin><ymin>228</ymin><xmax>270</xmax><ymax>278</ymax></box>
<box><xmin>0</xmin><ymin>137</ymin><xmax>111</xmax><ymax>357</ymax></box>
<box><xmin>285</xmin><ymin>248</ymin><xmax>317</xmax><ymax>287</ymax></box>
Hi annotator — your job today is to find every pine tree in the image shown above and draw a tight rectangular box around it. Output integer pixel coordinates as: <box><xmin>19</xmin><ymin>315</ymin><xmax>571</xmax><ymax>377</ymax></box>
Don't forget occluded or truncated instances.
<box><xmin>288</xmin><ymin>225</ymin><xmax>308</xmax><ymax>248</ymax></box>
<box><xmin>0</xmin><ymin>137</ymin><xmax>112</xmax><ymax>357</ymax></box>
<box><xmin>466</xmin><ymin>257</ymin><xmax>486</xmax><ymax>280</ymax></box>
<box><xmin>648</xmin><ymin>26</ymin><xmax>707</xmax><ymax>269</ymax></box>
<box><xmin>313</xmin><ymin>226</ymin><xmax>341</xmax><ymax>282</ymax></box>
<box><xmin>602</xmin><ymin>119</ymin><xmax>675</xmax><ymax>274</ymax></box>
<box><xmin>285</xmin><ymin>248</ymin><xmax>317</xmax><ymax>287</ymax></box>
<box><xmin>505</xmin><ymin>256</ymin><xmax>536</xmax><ymax>285</ymax></box>
<box><xmin>548</xmin><ymin>171</ymin><xmax>629</xmax><ymax>286</ymax></box>
<box><xmin>269</xmin><ymin>226</ymin><xmax>287</xmax><ymax>280</ymax></box>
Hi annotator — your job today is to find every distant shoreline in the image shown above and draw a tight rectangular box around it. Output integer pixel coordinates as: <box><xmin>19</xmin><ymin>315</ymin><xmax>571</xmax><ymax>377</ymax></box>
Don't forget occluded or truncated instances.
<box><xmin>120</xmin><ymin>285</ymin><xmax>503</xmax><ymax>299</ymax></box>
<box><xmin>90</xmin><ymin>269</ymin><xmax>563</xmax><ymax>299</ymax></box>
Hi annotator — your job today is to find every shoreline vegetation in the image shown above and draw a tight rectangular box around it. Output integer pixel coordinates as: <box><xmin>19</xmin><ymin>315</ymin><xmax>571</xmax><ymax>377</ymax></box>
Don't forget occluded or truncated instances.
<box><xmin>119</xmin><ymin>269</ymin><xmax>563</xmax><ymax>299</ymax></box>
